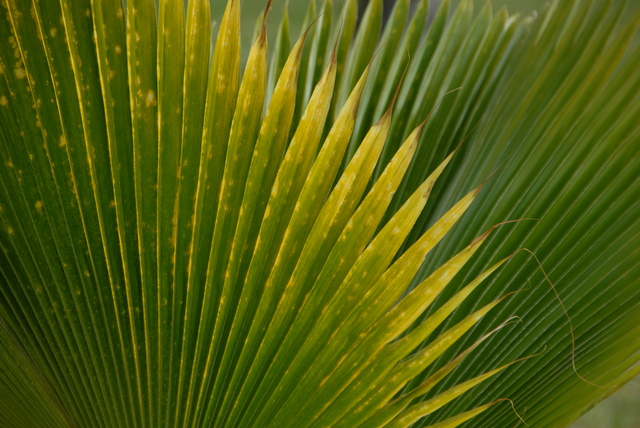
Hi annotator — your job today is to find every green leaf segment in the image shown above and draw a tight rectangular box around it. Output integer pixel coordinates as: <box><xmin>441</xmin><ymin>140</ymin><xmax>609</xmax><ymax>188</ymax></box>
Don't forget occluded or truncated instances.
<box><xmin>0</xmin><ymin>0</ymin><xmax>638</xmax><ymax>427</ymax></box>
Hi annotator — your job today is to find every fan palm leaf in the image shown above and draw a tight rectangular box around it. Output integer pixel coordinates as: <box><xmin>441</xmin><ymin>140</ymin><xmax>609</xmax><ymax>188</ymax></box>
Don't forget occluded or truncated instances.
<box><xmin>0</xmin><ymin>0</ymin><xmax>638</xmax><ymax>427</ymax></box>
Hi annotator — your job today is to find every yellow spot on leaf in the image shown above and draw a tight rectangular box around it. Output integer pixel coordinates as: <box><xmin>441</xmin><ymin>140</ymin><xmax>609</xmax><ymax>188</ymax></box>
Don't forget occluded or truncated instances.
<box><xmin>35</xmin><ymin>201</ymin><xmax>43</xmax><ymax>214</ymax></box>
<box><xmin>0</xmin><ymin>96</ymin><xmax>7</xmax><ymax>106</ymax></box>
<box><xmin>145</xmin><ymin>90</ymin><xmax>157</xmax><ymax>107</ymax></box>
<box><xmin>15</xmin><ymin>68</ymin><xmax>26</xmax><ymax>79</ymax></box>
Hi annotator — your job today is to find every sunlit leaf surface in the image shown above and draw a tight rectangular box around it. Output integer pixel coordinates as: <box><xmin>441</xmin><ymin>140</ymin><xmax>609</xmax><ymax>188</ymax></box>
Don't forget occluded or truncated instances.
<box><xmin>0</xmin><ymin>0</ymin><xmax>638</xmax><ymax>427</ymax></box>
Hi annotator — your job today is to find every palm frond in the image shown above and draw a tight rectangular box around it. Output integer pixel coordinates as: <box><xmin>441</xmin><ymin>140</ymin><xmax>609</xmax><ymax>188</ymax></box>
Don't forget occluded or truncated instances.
<box><xmin>0</xmin><ymin>0</ymin><xmax>638</xmax><ymax>427</ymax></box>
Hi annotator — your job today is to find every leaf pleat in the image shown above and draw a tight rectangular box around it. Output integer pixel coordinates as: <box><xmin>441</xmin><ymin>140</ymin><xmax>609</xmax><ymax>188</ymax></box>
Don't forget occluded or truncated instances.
<box><xmin>156</xmin><ymin>0</ymin><xmax>185</xmax><ymax>419</ymax></box>
<box><xmin>168</xmin><ymin>0</ymin><xmax>213</xmax><ymax>425</ymax></box>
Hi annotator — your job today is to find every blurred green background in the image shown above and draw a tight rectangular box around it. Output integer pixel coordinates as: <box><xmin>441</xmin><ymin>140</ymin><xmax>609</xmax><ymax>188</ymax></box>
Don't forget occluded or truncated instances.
<box><xmin>208</xmin><ymin>0</ymin><xmax>640</xmax><ymax>426</ymax></box>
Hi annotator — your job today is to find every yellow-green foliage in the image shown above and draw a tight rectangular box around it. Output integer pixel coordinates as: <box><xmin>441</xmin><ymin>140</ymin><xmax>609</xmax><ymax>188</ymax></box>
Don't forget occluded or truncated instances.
<box><xmin>0</xmin><ymin>0</ymin><xmax>639</xmax><ymax>427</ymax></box>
